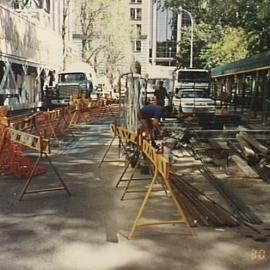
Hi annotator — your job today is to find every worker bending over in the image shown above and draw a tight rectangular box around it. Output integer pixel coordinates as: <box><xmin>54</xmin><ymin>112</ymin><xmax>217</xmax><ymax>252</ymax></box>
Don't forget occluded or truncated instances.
<box><xmin>138</xmin><ymin>101</ymin><xmax>164</xmax><ymax>140</ymax></box>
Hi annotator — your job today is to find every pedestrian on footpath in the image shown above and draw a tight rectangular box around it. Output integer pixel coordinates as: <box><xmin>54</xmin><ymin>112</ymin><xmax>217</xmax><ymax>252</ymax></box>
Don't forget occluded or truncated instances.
<box><xmin>154</xmin><ymin>81</ymin><xmax>169</xmax><ymax>107</ymax></box>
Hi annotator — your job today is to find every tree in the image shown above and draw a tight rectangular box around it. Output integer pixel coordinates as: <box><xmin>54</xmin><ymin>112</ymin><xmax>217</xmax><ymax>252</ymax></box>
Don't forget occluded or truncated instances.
<box><xmin>62</xmin><ymin>0</ymin><xmax>71</xmax><ymax>69</ymax></box>
<box><xmin>79</xmin><ymin>0</ymin><xmax>136</xmax><ymax>83</ymax></box>
<box><xmin>79</xmin><ymin>0</ymin><xmax>108</xmax><ymax>63</ymax></box>
<box><xmin>165</xmin><ymin>0</ymin><xmax>270</xmax><ymax>67</ymax></box>
<box><xmin>199</xmin><ymin>0</ymin><xmax>270</xmax><ymax>55</ymax></box>
<box><xmin>99</xmin><ymin>0</ymin><xmax>135</xmax><ymax>83</ymax></box>
<box><xmin>176</xmin><ymin>23</ymin><xmax>212</xmax><ymax>68</ymax></box>
<box><xmin>200</xmin><ymin>26</ymin><xmax>248</xmax><ymax>68</ymax></box>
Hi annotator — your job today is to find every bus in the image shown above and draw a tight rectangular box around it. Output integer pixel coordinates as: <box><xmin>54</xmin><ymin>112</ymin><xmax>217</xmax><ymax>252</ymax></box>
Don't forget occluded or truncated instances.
<box><xmin>174</xmin><ymin>68</ymin><xmax>211</xmax><ymax>92</ymax></box>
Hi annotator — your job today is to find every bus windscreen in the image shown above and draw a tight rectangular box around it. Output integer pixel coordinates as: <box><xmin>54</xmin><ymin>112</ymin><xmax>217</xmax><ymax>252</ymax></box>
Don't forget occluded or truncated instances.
<box><xmin>178</xmin><ymin>71</ymin><xmax>210</xmax><ymax>83</ymax></box>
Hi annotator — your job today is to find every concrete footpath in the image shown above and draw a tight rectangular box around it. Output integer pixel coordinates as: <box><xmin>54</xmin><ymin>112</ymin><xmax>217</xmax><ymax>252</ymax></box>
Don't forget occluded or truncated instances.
<box><xmin>0</xmin><ymin>120</ymin><xmax>269</xmax><ymax>270</ymax></box>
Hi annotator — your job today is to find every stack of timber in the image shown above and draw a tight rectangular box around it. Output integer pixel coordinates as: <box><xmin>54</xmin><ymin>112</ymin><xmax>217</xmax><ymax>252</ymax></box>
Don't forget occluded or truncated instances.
<box><xmin>199</xmin><ymin>166</ymin><xmax>262</xmax><ymax>225</ymax></box>
<box><xmin>171</xmin><ymin>174</ymin><xmax>240</xmax><ymax>227</ymax></box>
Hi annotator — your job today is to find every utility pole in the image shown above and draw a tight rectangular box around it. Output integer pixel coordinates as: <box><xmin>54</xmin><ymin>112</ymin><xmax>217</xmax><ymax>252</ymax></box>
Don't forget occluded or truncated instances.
<box><xmin>152</xmin><ymin>0</ymin><xmax>158</xmax><ymax>66</ymax></box>
<box><xmin>169</xmin><ymin>47</ymin><xmax>172</xmax><ymax>66</ymax></box>
<box><xmin>176</xmin><ymin>8</ymin><xmax>182</xmax><ymax>55</ymax></box>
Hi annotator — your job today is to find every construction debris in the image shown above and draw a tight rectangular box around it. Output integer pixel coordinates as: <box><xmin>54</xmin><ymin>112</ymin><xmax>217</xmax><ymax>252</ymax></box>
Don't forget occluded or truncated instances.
<box><xmin>161</xmin><ymin>121</ymin><xmax>267</xmax><ymax>225</ymax></box>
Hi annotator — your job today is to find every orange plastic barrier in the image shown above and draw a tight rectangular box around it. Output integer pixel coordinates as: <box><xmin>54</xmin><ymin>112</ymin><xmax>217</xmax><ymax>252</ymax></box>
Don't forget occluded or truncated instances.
<box><xmin>0</xmin><ymin>128</ymin><xmax>47</xmax><ymax>179</ymax></box>
<box><xmin>0</xmin><ymin>125</ymin><xmax>8</xmax><ymax>175</ymax></box>
<box><xmin>68</xmin><ymin>97</ymin><xmax>120</xmax><ymax>125</ymax></box>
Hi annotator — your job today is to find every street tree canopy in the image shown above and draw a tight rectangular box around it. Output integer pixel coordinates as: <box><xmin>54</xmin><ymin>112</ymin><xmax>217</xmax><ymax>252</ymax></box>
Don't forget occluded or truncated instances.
<box><xmin>165</xmin><ymin>0</ymin><xmax>270</xmax><ymax>68</ymax></box>
<box><xmin>79</xmin><ymin>0</ymin><xmax>136</xmax><ymax>83</ymax></box>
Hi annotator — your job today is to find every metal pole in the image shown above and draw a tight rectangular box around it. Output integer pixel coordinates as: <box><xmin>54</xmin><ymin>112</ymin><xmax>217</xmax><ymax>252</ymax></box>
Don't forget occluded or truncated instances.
<box><xmin>169</xmin><ymin>47</ymin><xmax>172</xmax><ymax>66</ymax></box>
<box><xmin>190</xmin><ymin>13</ymin><xmax>194</xmax><ymax>68</ymax></box>
<box><xmin>176</xmin><ymin>9</ymin><xmax>182</xmax><ymax>54</ymax></box>
<box><xmin>152</xmin><ymin>0</ymin><xmax>158</xmax><ymax>66</ymax></box>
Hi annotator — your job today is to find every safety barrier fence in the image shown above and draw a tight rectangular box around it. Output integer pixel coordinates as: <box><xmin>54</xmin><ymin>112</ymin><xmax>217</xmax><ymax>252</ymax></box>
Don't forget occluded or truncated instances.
<box><xmin>0</xmin><ymin>126</ymin><xmax>71</xmax><ymax>200</ymax></box>
<box><xmin>0</xmin><ymin>108</ymin><xmax>46</xmax><ymax>180</ymax></box>
<box><xmin>99</xmin><ymin>124</ymin><xmax>244</xmax><ymax>238</ymax></box>
<box><xmin>0</xmin><ymin>124</ymin><xmax>48</xmax><ymax>179</ymax></box>
<box><xmin>128</xmin><ymin>139</ymin><xmax>194</xmax><ymax>239</ymax></box>
<box><xmin>0</xmin><ymin>97</ymin><xmax>122</xmax><ymax>199</ymax></box>
<box><xmin>98</xmin><ymin>124</ymin><xmax>137</xmax><ymax>168</ymax></box>
<box><xmin>68</xmin><ymin>97</ymin><xmax>123</xmax><ymax>127</ymax></box>
<box><xmin>98</xmin><ymin>124</ymin><xmax>193</xmax><ymax>239</ymax></box>
<box><xmin>1</xmin><ymin>96</ymin><xmax>122</xmax><ymax>136</ymax></box>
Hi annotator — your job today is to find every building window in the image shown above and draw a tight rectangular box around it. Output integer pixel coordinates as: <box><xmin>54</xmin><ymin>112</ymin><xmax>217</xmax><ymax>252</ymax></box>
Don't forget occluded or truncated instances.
<box><xmin>11</xmin><ymin>0</ymin><xmax>51</xmax><ymax>13</ymax></box>
<box><xmin>136</xmin><ymin>24</ymin><xmax>142</xmax><ymax>36</ymax></box>
<box><xmin>133</xmin><ymin>40</ymin><xmax>141</xmax><ymax>52</ymax></box>
<box><xmin>182</xmin><ymin>13</ymin><xmax>191</xmax><ymax>27</ymax></box>
<box><xmin>136</xmin><ymin>8</ymin><xmax>142</xmax><ymax>20</ymax></box>
<box><xmin>135</xmin><ymin>40</ymin><xmax>141</xmax><ymax>52</ymax></box>
<box><xmin>130</xmin><ymin>8</ymin><xmax>142</xmax><ymax>20</ymax></box>
<box><xmin>135</xmin><ymin>61</ymin><xmax>141</xmax><ymax>74</ymax></box>
<box><xmin>130</xmin><ymin>0</ymin><xmax>142</xmax><ymax>3</ymax></box>
<box><xmin>156</xmin><ymin>2</ymin><xmax>178</xmax><ymax>60</ymax></box>
<box><xmin>130</xmin><ymin>8</ymin><xmax>136</xmax><ymax>20</ymax></box>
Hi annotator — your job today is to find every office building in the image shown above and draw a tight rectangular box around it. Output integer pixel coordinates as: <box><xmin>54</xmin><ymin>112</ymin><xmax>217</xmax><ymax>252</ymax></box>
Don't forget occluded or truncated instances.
<box><xmin>0</xmin><ymin>0</ymin><xmax>68</xmax><ymax>109</ymax></box>
<box><xmin>128</xmin><ymin>0</ymin><xmax>179</xmax><ymax>77</ymax></box>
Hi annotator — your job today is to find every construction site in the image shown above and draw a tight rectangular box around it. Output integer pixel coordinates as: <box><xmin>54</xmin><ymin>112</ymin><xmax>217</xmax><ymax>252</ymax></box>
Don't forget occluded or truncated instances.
<box><xmin>0</xmin><ymin>78</ymin><xmax>270</xmax><ymax>269</ymax></box>
<box><xmin>0</xmin><ymin>1</ymin><xmax>270</xmax><ymax>269</ymax></box>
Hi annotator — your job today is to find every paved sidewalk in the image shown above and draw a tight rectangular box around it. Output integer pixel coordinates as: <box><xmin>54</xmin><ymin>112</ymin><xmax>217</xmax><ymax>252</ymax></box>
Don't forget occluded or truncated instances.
<box><xmin>0</xmin><ymin>120</ymin><xmax>269</xmax><ymax>270</ymax></box>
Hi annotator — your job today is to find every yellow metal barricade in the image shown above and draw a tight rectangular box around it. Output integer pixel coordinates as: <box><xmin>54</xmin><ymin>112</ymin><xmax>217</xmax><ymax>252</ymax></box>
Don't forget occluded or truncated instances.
<box><xmin>128</xmin><ymin>139</ymin><xmax>193</xmax><ymax>239</ymax></box>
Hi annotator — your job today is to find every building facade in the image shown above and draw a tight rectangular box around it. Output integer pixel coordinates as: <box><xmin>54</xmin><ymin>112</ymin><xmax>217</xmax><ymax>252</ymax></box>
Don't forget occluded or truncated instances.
<box><xmin>128</xmin><ymin>0</ymin><xmax>151</xmax><ymax>76</ymax></box>
<box><xmin>0</xmin><ymin>0</ymin><xmax>66</xmax><ymax>110</ymax></box>
<box><xmin>128</xmin><ymin>0</ymin><xmax>179</xmax><ymax>78</ymax></box>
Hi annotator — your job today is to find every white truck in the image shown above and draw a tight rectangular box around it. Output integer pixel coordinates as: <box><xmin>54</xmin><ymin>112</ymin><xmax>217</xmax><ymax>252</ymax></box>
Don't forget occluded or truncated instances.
<box><xmin>48</xmin><ymin>63</ymin><xmax>97</xmax><ymax>106</ymax></box>
<box><xmin>173</xmin><ymin>88</ymin><xmax>215</xmax><ymax>114</ymax></box>
<box><xmin>173</xmin><ymin>68</ymin><xmax>215</xmax><ymax>114</ymax></box>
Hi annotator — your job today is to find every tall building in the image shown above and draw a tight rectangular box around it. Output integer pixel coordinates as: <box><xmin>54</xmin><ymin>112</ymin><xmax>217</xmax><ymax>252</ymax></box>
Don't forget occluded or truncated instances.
<box><xmin>0</xmin><ymin>0</ymin><xmax>67</xmax><ymax>110</ymax></box>
<box><xmin>128</xmin><ymin>0</ymin><xmax>151</xmax><ymax>75</ymax></box>
<box><xmin>154</xmin><ymin>0</ymin><xmax>178</xmax><ymax>65</ymax></box>
<box><xmin>128</xmin><ymin>0</ymin><xmax>179</xmax><ymax>77</ymax></box>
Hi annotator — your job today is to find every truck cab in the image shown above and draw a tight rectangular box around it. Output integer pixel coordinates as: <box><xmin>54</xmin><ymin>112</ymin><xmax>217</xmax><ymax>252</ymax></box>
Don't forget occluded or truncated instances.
<box><xmin>50</xmin><ymin>63</ymin><xmax>96</xmax><ymax>106</ymax></box>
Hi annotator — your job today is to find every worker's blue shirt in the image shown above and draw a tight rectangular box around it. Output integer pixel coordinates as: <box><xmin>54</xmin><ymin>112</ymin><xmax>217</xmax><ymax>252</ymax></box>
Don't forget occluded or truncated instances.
<box><xmin>139</xmin><ymin>104</ymin><xmax>164</xmax><ymax>120</ymax></box>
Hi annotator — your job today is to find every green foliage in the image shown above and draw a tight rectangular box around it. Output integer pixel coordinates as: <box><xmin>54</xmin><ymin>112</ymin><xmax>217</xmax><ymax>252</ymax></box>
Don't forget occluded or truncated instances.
<box><xmin>176</xmin><ymin>23</ymin><xmax>212</xmax><ymax>68</ymax></box>
<box><xmin>81</xmin><ymin>0</ymin><xmax>135</xmax><ymax>81</ymax></box>
<box><xmin>165</xmin><ymin>0</ymin><xmax>270</xmax><ymax>67</ymax></box>
<box><xmin>200</xmin><ymin>27</ymin><xmax>249</xmax><ymax>68</ymax></box>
